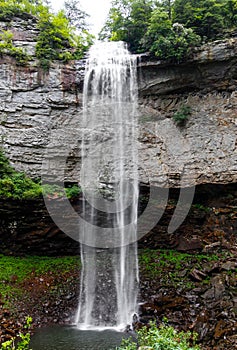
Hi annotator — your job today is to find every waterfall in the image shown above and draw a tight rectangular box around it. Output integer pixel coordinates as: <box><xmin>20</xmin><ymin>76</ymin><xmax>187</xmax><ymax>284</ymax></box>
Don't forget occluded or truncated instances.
<box><xmin>75</xmin><ymin>41</ymin><xmax>139</xmax><ymax>330</ymax></box>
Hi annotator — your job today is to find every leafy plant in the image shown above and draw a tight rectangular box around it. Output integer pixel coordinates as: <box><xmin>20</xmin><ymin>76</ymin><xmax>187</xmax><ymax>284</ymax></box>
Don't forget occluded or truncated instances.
<box><xmin>192</xmin><ymin>203</ymin><xmax>211</xmax><ymax>213</ymax></box>
<box><xmin>99</xmin><ymin>0</ymin><xmax>153</xmax><ymax>53</ymax></box>
<box><xmin>116</xmin><ymin>321</ymin><xmax>200</xmax><ymax>350</ymax></box>
<box><xmin>0</xmin><ymin>149</ymin><xmax>14</xmax><ymax>177</ymax></box>
<box><xmin>0</xmin><ymin>254</ymin><xmax>80</xmax><ymax>303</ymax></box>
<box><xmin>139</xmin><ymin>249</ymin><xmax>220</xmax><ymax>289</ymax></box>
<box><xmin>101</xmin><ymin>0</ymin><xmax>237</xmax><ymax>58</ymax></box>
<box><xmin>172</xmin><ymin>105</ymin><xmax>192</xmax><ymax>126</ymax></box>
<box><xmin>0</xmin><ymin>170</ymin><xmax>42</xmax><ymax>199</ymax></box>
<box><xmin>35</xmin><ymin>6</ymin><xmax>94</xmax><ymax>68</ymax></box>
<box><xmin>0</xmin><ymin>0</ymin><xmax>20</xmax><ymax>20</ymax></box>
<box><xmin>0</xmin><ymin>30</ymin><xmax>29</xmax><ymax>64</ymax></box>
<box><xmin>0</xmin><ymin>0</ymin><xmax>93</xmax><ymax>67</ymax></box>
<box><xmin>0</xmin><ymin>149</ymin><xmax>82</xmax><ymax>200</ymax></box>
<box><xmin>0</xmin><ymin>316</ymin><xmax>32</xmax><ymax>350</ymax></box>
<box><xmin>148</xmin><ymin>22</ymin><xmax>201</xmax><ymax>62</ymax></box>
<box><xmin>173</xmin><ymin>0</ymin><xmax>237</xmax><ymax>40</ymax></box>
<box><xmin>65</xmin><ymin>184</ymin><xmax>82</xmax><ymax>198</ymax></box>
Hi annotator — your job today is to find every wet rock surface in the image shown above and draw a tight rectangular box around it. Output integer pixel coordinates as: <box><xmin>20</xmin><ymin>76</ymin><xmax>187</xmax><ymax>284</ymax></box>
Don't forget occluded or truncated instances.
<box><xmin>138</xmin><ymin>253</ymin><xmax>237</xmax><ymax>349</ymax></box>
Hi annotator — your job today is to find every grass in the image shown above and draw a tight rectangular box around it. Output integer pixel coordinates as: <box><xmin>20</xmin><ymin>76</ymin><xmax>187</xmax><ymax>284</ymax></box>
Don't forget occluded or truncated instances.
<box><xmin>0</xmin><ymin>255</ymin><xmax>80</xmax><ymax>303</ymax></box>
<box><xmin>139</xmin><ymin>249</ymin><xmax>223</xmax><ymax>289</ymax></box>
<box><xmin>0</xmin><ymin>249</ymin><xmax>225</xmax><ymax>304</ymax></box>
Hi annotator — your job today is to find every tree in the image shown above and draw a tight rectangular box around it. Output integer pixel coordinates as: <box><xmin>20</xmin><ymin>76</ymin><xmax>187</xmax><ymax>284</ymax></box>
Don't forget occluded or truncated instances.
<box><xmin>223</xmin><ymin>0</ymin><xmax>237</xmax><ymax>29</ymax></box>
<box><xmin>173</xmin><ymin>0</ymin><xmax>232</xmax><ymax>39</ymax></box>
<box><xmin>159</xmin><ymin>0</ymin><xmax>174</xmax><ymax>19</ymax></box>
<box><xmin>99</xmin><ymin>0</ymin><xmax>237</xmax><ymax>59</ymax></box>
<box><xmin>143</xmin><ymin>8</ymin><xmax>201</xmax><ymax>61</ymax></box>
<box><xmin>99</xmin><ymin>0</ymin><xmax>153</xmax><ymax>52</ymax></box>
<box><xmin>64</xmin><ymin>0</ymin><xmax>89</xmax><ymax>31</ymax></box>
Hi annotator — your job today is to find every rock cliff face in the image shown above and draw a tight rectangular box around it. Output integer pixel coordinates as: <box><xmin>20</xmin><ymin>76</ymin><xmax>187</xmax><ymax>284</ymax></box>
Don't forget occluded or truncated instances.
<box><xmin>0</xmin><ymin>15</ymin><xmax>236</xmax><ymax>187</ymax></box>
<box><xmin>137</xmin><ymin>38</ymin><xmax>237</xmax><ymax>186</ymax></box>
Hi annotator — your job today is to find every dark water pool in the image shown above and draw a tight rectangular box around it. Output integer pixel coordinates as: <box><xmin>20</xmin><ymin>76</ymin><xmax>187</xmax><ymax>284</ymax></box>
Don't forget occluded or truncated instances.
<box><xmin>30</xmin><ymin>325</ymin><xmax>134</xmax><ymax>350</ymax></box>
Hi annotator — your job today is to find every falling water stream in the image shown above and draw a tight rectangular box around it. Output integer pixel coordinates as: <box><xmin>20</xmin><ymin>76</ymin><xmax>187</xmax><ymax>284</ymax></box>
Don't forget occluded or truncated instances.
<box><xmin>75</xmin><ymin>41</ymin><xmax>139</xmax><ymax>330</ymax></box>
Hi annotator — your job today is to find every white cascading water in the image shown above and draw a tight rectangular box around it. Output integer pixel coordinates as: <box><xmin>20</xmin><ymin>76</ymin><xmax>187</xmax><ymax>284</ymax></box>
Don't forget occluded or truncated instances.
<box><xmin>75</xmin><ymin>41</ymin><xmax>139</xmax><ymax>330</ymax></box>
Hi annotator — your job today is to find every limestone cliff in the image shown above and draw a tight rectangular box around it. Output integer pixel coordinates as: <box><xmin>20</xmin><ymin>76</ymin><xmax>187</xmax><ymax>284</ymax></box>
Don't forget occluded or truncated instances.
<box><xmin>0</xmin><ymin>15</ymin><xmax>236</xmax><ymax>187</ymax></box>
<box><xmin>137</xmin><ymin>38</ymin><xmax>237</xmax><ymax>186</ymax></box>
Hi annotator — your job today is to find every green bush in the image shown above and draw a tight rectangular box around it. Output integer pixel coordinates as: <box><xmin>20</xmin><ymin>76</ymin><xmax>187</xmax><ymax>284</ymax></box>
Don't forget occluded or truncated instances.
<box><xmin>0</xmin><ymin>149</ymin><xmax>81</xmax><ymax>200</ymax></box>
<box><xmin>35</xmin><ymin>9</ymin><xmax>72</xmax><ymax>68</ymax></box>
<box><xmin>0</xmin><ymin>30</ymin><xmax>29</xmax><ymax>64</ymax></box>
<box><xmin>102</xmin><ymin>0</ymin><xmax>237</xmax><ymax>58</ymax></box>
<box><xmin>35</xmin><ymin>4</ymin><xmax>94</xmax><ymax>68</ymax></box>
<box><xmin>0</xmin><ymin>0</ymin><xmax>93</xmax><ymax>67</ymax></box>
<box><xmin>116</xmin><ymin>321</ymin><xmax>200</xmax><ymax>350</ymax></box>
<box><xmin>148</xmin><ymin>23</ymin><xmax>201</xmax><ymax>63</ymax></box>
<box><xmin>0</xmin><ymin>149</ymin><xmax>14</xmax><ymax>177</ymax></box>
<box><xmin>173</xmin><ymin>0</ymin><xmax>237</xmax><ymax>40</ymax></box>
<box><xmin>65</xmin><ymin>184</ymin><xmax>82</xmax><ymax>198</ymax></box>
<box><xmin>172</xmin><ymin>105</ymin><xmax>192</xmax><ymax>126</ymax></box>
<box><xmin>0</xmin><ymin>0</ymin><xmax>20</xmax><ymax>20</ymax></box>
<box><xmin>0</xmin><ymin>175</ymin><xmax>42</xmax><ymax>199</ymax></box>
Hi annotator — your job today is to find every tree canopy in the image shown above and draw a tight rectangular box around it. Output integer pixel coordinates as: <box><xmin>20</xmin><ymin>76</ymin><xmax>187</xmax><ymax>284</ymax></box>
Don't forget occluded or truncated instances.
<box><xmin>100</xmin><ymin>0</ymin><xmax>237</xmax><ymax>61</ymax></box>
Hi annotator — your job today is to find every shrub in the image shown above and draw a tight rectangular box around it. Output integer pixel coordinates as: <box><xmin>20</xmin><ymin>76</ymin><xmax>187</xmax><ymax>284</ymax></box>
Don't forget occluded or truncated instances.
<box><xmin>146</xmin><ymin>19</ymin><xmax>201</xmax><ymax>62</ymax></box>
<box><xmin>0</xmin><ymin>30</ymin><xmax>29</xmax><ymax>64</ymax></box>
<box><xmin>0</xmin><ymin>316</ymin><xmax>32</xmax><ymax>350</ymax></box>
<box><xmin>0</xmin><ymin>149</ymin><xmax>82</xmax><ymax>200</ymax></box>
<box><xmin>0</xmin><ymin>152</ymin><xmax>43</xmax><ymax>199</ymax></box>
<box><xmin>172</xmin><ymin>105</ymin><xmax>192</xmax><ymax>126</ymax></box>
<box><xmin>0</xmin><ymin>0</ymin><xmax>20</xmax><ymax>20</ymax></box>
<box><xmin>0</xmin><ymin>173</ymin><xmax>42</xmax><ymax>199</ymax></box>
<box><xmin>65</xmin><ymin>184</ymin><xmax>82</xmax><ymax>199</ymax></box>
<box><xmin>0</xmin><ymin>149</ymin><xmax>14</xmax><ymax>177</ymax></box>
<box><xmin>117</xmin><ymin>321</ymin><xmax>200</xmax><ymax>350</ymax></box>
<box><xmin>35</xmin><ymin>9</ymin><xmax>73</xmax><ymax>68</ymax></box>
<box><xmin>0</xmin><ymin>0</ymin><xmax>93</xmax><ymax>67</ymax></box>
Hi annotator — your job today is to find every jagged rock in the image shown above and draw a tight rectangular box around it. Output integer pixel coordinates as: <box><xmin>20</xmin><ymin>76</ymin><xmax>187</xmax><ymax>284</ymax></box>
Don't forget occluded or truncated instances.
<box><xmin>0</xmin><ymin>15</ymin><xmax>236</xmax><ymax>187</ymax></box>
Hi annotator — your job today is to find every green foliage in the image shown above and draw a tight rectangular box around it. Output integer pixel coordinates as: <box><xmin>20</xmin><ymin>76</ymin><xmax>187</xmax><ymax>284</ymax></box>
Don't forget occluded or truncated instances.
<box><xmin>0</xmin><ymin>30</ymin><xmax>29</xmax><ymax>64</ymax></box>
<box><xmin>0</xmin><ymin>0</ymin><xmax>93</xmax><ymax>67</ymax></box>
<box><xmin>172</xmin><ymin>105</ymin><xmax>192</xmax><ymax>126</ymax></box>
<box><xmin>0</xmin><ymin>254</ymin><xmax>80</xmax><ymax>302</ymax></box>
<box><xmin>0</xmin><ymin>149</ymin><xmax>81</xmax><ymax>200</ymax></box>
<box><xmin>101</xmin><ymin>0</ymin><xmax>201</xmax><ymax>58</ymax></box>
<box><xmin>173</xmin><ymin>0</ymin><xmax>237</xmax><ymax>39</ymax></box>
<box><xmin>145</xmin><ymin>18</ymin><xmax>201</xmax><ymax>61</ymax></box>
<box><xmin>0</xmin><ymin>0</ymin><xmax>47</xmax><ymax>19</ymax></box>
<box><xmin>35</xmin><ymin>7</ymin><xmax>94</xmax><ymax>68</ymax></box>
<box><xmin>139</xmin><ymin>249</ymin><xmax>220</xmax><ymax>289</ymax></box>
<box><xmin>42</xmin><ymin>183</ymin><xmax>82</xmax><ymax>199</ymax></box>
<box><xmin>0</xmin><ymin>0</ymin><xmax>20</xmax><ymax>19</ymax></box>
<box><xmin>100</xmin><ymin>0</ymin><xmax>153</xmax><ymax>53</ymax></box>
<box><xmin>116</xmin><ymin>321</ymin><xmax>200</xmax><ymax>350</ymax></box>
<box><xmin>0</xmin><ymin>172</ymin><xmax>42</xmax><ymax>199</ymax></box>
<box><xmin>65</xmin><ymin>184</ymin><xmax>82</xmax><ymax>198</ymax></box>
<box><xmin>0</xmin><ymin>316</ymin><xmax>32</xmax><ymax>350</ymax></box>
<box><xmin>0</xmin><ymin>152</ymin><xmax>43</xmax><ymax>199</ymax></box>
<box><xmin>101</xmin><ymin>0</ymin><xmax>237</xmax><ymax>59</ymax></box>
<box><xmin>0</xmin><ymin>149</ymin><xmax>14</xmax><ymax>177</ymax></box>
<box><xmin>35</xmin><ymin>9</ymin><xmax>71</xmax><ymax>68</ymax></box>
